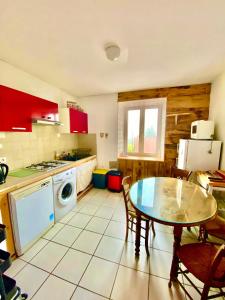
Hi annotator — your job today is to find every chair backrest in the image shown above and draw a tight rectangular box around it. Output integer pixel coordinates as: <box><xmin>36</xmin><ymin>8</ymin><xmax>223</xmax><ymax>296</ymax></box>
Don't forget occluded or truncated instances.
<box><xmin>171</xmin><ymin>166</ymin><xmax>191</xmax><ymax>181</ymax></box>
<box><xmin>209</xmin><ymin>244</ymin><xmax>225</xmax><ymax>284</ymax></box>
<box><xmin>122</xmin><ymin>176</ymin><xmax>132</xmax><ymax>213</ymax></box>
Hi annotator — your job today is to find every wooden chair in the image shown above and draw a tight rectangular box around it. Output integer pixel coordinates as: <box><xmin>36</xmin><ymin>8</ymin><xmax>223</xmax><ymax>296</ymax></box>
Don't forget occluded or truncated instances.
<box><xmin>122</xmin><ymin>176</ymin><xmax>155</xmax><ymax>255</ymax></box>
<box><xmin>199</xmin><ymin>215</ymin><xmax>225</xmax><ymax>242</ymax></box>
<box><xmin>171</xmin><ymin>166</ymin><xmax>192</xmax><ymax>181</ymax></box>
<box><xmin>169</xmin><ymin>242</ymin><xmax>225</xmax><ymax>299</ymax></box>
<box><xmin>171</xmin><ymin>166</ymin><xmax>192</xmax><ymax>231</ymax></box>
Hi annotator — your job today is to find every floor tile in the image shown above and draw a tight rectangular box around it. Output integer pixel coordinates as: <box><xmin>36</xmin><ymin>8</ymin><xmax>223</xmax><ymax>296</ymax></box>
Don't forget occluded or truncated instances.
<box><xmin>208</xmin><ymin>289</ymin><xmax>225</xmax><ymax>300</ymax></box>
<box><xmin>79</xmin><ymin>204</ymin><xmax>99</xmax><ymax>216</ymax></box>
<box><xmin>32</xmin><ymin>275</ymin><xmax>75</xmax><ymax>300</ymax></box>
<box><xmin>68</xmin><ymin>213</ymin><xmax>92</xmax><ymax>229</ymax></box>
<box><xmin>101</xmin><ymin>198</ymin><xmax>119</xmax><ymax>208</ymax></box>
<box><xmin>71</xmin><ymin>287</ymin><xmax>107</xmax><ymax>300</ymax></box>
<box><xmin>149</xmin><ymin>275</ymin><xmax>186</xmax><ymax>300</ymax></box>
<box><xmin>53</xmin><ymin>249</ymin><xmax>91</xmax><ymax>284</ymax></box>
<box><xmin>151</xmin><ymin>231</ymin><xmax>174</xmax><ymax>253</ymax></box>
<box><xmin>95</xmin><ymin>206</ymin><xmax>114</xmax><ymax>219</ymax></box>
<box><xmin>43</xmin><ymin>223</ymin><xmax>64</xmax><ymax>240</ymax></box>
<box><xmin>183</xmin><ymin>284</ymin><xmax>204</xmax><ymax>300</ymax></box>
<box><xmin>111</xmin><ymin>265</ymin><xmax>149</xmax><ymax>300</ymax></box>
<box><xmin>154</xmin><ymin>222</ymin><xmax>173</xmax><ymax>234</ymax></box>
<box><xmin>86</xmin><ymin>199</ymin><xmax>105</xmax><ymax>207</ymax></box>
<box><xmin>30</xmin><ymin>241</ymin><xmax>68</xmax><ymax>272</ymax></box>
<box><xmin>182</xmin><ymin>227</ymin><xmax>198</xmax><ymax>239</ymax></box>
<box><xmin>73</xmin><ymin>201</ymin><xmax>87</xmax><ymax>212</ymax></box>
<box><xmin>83</xmin><ymin>195</ymin><xmax>104</xmax><ymax>206</ymax></box>
<box><xmin>52</xmin><ymin>225</ymin><xmax>82</xmax><ymax>246</ymax></box>
<box><xmin>104</xmin><ymin>221</ymin><xmax>126</xmax><ymax>240</ymax></box>
<box><xmin>149</xmin><ymin>248</ymin><xmax>173</xmax><ymax>279</ymax></box>
<box><xmin>15</xmin><ymin>264</ymin><xmax>48</xmax><ymax>298</ymax></box>
<box><xmin>79</xmin><ymin>256</ymin><xmax>118</xmax><ymax>298</ymax></box>
<box><xmin>120</xmin><ymin>242</ymin><xmax>150</xmax><ymax>273</ymax></box>
<box><xmin>72</xmin><ymin>230</ymin><xmax>102</xmax><ymax>254</ymax></box>
<box><xmin>59</xmin><ymin>211</ymin><xmax>76</xmax><ymax>224</ymax></box>
<box><xmin>95</xmin><ymin>236</ymin><xmax>124</xmax><ymax>263</ymax></box>
<box><xmin>180</xmin><ymin>263</ymin><xmax>204</xmax><ymax>289</ymax></box>
<box><xmin>5</xmin><ymin>258</ymin><xmax>27</xmax><ymax>278</ymax></box>
<box><xmin>111</xmin><ymin>211</ymin><xmax>126</xmax><ymax>223</ymax></box>
<box><xmin>21</xmin><ymin>238</ymin><xmax>49</xmax><ymax>262</ymax></box>
<box><xmin>85</xmin><ymin>217</ymin><xmax>110</xmax><ymax>234</ymax></box>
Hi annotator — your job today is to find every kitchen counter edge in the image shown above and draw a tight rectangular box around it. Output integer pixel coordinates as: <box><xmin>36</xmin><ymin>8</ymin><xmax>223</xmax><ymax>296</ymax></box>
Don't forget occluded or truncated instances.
<box><xmin>0</xmin><ymin>155</ymin><xmax>97</xmax><ymax>198</ymax></box>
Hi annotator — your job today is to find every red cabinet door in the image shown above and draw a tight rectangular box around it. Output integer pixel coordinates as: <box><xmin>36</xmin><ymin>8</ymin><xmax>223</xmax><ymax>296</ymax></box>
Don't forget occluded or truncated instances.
<box><xmin>80</xmin><ymin>112</ymin><xmax>88</xmax><ymax>133</ymax></box>
<box><xmin>69</xmin><ymin>108</ymin><xmax>80</xmax><ymax>133</ymax></box>
<box><xmin>31</xmin><ymin>97</ymin><xmax>59</xmax><ymax>122</ymax></box>
<box><xmin>0</xmin><ymin>85</ymin><xmax>32</xmax><ymax>132</ymax></box>
<box><xmin>69</xmin><ymin>109</ymin><xmax>88</xmax><ymax>133</ymax></box>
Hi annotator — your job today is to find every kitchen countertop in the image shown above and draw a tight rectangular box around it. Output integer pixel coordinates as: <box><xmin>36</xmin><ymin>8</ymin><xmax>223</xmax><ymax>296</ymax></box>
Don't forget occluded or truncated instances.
<box><xmin>0</xmin><ymin>155</ymin><xmax>96</xmax><ymax>197</ymax></box>
<box><xmin>197</xmin><ymin>171</ymin><xmax>225</xmax><ymax>190</ymax></box>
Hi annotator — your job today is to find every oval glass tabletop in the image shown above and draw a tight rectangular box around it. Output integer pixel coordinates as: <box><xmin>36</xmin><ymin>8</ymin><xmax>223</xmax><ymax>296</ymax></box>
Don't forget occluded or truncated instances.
<box><xmin>129</xmin><ymin>177</ymin><xmax>217</xmax><ymax>226</ymax></box>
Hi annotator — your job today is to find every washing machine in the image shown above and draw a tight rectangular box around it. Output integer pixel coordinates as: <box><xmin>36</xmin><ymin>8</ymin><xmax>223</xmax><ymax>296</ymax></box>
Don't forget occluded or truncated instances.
<box><xmin>53</xmin><ymin>167</ymin><xmax>77</xmax><ymax>222</ymax></box>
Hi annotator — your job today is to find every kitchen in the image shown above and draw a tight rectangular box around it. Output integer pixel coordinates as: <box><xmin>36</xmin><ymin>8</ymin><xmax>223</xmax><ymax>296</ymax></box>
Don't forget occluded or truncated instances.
<box><xmin>1</xmin><ymin>1</ymin><xmax>225</xmax><ymax>299</ymax></box>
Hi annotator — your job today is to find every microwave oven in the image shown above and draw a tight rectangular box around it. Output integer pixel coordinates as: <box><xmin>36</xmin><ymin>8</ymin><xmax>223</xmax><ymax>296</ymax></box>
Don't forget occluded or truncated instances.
<box><xmin>191</xmin><ymin>120</ymin><xmax>214</xmax><ymax>140</ymax></box>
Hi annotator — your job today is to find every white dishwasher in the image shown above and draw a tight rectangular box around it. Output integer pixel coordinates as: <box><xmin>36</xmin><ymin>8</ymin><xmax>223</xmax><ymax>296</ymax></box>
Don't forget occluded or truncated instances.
<box><xmin>9</xmin><ymin>177</ymin><xmax>54</xmax><ymax>256</ymax></box>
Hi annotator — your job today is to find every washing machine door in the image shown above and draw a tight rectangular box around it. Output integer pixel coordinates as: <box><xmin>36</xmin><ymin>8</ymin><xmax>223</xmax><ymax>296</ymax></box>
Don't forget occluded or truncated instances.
<box><xmin>58</xmin><ymin>180</ymin><xmax>75</xmax><ymax>206</ymax></box>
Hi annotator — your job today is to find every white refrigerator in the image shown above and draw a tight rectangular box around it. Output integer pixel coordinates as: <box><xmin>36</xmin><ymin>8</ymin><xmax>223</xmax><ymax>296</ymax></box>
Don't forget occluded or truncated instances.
<box><xmin>177</xmin><ymin>139</ymin><xmax>222</xmax><ymax>171</ymax></box>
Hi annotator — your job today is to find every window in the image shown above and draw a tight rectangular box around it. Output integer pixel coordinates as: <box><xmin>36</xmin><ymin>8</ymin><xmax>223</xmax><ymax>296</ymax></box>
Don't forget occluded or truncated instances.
<box><xmin>118</xmin><ymin>98</ymin><xmax>166</xmax><ymax>160</ymax></box>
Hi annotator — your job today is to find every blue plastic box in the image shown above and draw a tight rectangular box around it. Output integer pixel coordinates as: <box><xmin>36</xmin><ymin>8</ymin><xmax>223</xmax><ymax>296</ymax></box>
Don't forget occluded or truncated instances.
<box><xmin>92</xmin><ymin>169</ymin><xmax>109</xmax><ymax>189</ymax></box>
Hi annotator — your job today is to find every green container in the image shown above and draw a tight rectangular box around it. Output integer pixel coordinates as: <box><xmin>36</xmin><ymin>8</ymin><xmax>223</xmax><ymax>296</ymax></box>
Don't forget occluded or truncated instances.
<box><xmin>93</xmin><ymin>169</ymin><xmax>109</xmax><ymax>189</ymax></box>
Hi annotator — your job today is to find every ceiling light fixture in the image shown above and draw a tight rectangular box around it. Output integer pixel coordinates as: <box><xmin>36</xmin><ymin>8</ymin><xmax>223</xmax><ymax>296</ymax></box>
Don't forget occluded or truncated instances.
<box><xmin>105</xmin><ymin>43</ymin><xmax>121</xmax><ymax>61</ymax></box>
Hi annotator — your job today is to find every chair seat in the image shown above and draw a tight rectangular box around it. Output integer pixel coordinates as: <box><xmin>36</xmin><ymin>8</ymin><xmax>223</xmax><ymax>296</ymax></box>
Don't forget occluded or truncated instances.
<box><xmin>201</xmin><ymin>215</ymin><xmax>225</xmax><ymax>242</ymax></box>
<box><xmin>207</xmin><ymin>230</ymin><xmax>225</xmax><ymax>241</ymax></box>
<box><xmin>128</xmin><ymin>209</ymin><xmax>149</xmax><ymax>221</ymax></box>
<box><xmin>127</xmin><ymin>203</ymin><xmax>149</xmax><ymax>221</ymax></box>
<box><xmin>178</xmin><ymin>243</ymin><xmax>225</xmax><ymax>288</ymax></box>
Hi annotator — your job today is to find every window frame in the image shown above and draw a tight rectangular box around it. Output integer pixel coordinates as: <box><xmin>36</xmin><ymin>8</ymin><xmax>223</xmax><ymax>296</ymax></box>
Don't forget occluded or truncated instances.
<box><xmin>124</xmin><ymin>104</ymin><xmax>163</xmax><ymax>158</ymax></box>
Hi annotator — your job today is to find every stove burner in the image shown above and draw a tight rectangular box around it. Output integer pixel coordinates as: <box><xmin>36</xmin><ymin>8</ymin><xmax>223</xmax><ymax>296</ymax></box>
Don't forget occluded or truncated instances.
<box><xmin>26</xmin><ymin>160</ymin><xmax>68</xmax><ymax>171</ymax></box>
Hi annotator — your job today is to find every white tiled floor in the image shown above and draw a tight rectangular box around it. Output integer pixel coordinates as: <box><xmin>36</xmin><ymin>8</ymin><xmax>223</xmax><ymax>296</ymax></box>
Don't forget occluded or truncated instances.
<box><xmin>6</xmin><ymin>188</ymin><xmax>225</xmax><ymax>299</ymax></box>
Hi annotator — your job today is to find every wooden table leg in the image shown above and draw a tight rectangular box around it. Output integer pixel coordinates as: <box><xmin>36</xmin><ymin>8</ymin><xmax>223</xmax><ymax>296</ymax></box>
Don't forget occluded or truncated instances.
<box><xmin>135</xmin><ymin>213</ymin><xmax>141</xmax><ymax>256</ymax></box>
<box><xmin>169</xmin><ymin>226</ymin><xmax>182</xmax><ymax>286</ymax></box>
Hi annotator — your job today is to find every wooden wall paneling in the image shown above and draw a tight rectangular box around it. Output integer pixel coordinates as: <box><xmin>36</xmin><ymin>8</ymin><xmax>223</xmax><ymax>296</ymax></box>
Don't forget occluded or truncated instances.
<box><xmin>118</xmin><ymin>83</ymin><xmax>211</xmax><ymax>102</ymax></box>
<box><xmin>118</xmin><ymin>83</ymin><xmax>211</xmax><ymax>181</ymax></box>
<box><xmin>167</xmin><ymin>95</ymin><xmax>210</xmax><ymax>112</ymax></box>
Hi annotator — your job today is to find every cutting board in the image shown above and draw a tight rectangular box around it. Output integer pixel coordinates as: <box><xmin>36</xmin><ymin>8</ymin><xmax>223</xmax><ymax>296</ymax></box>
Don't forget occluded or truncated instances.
<box><xmin>9</xmin><ymin>169</ymin><xmax>39</xmax><ymax>178</ymax></box>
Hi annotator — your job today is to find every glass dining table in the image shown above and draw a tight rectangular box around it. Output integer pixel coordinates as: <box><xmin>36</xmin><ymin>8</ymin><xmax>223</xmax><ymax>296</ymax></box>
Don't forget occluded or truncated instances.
<box><xmin>129</xmin><ymin>177</ymin><xmax>217</xmax><ymax>282</ymax></box>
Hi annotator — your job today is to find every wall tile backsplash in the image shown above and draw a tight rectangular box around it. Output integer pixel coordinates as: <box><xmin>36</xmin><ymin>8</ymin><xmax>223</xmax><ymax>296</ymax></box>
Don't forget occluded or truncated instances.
<box><xmin>0</xmin><ymin>125</ymin><xmax>78</xmax><ymax>170</ymax></box>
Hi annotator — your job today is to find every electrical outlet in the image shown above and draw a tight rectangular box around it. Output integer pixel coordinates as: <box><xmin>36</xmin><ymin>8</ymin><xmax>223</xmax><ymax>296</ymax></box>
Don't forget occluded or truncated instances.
<box><xmin>0</xmin><ymin>157</ymin><xmax>7</xmax><ymax>163</ymax></box>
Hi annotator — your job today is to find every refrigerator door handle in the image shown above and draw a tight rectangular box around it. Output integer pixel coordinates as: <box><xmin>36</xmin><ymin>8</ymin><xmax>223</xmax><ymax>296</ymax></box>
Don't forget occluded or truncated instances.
<box><xmin>208</xmin><ymin>141</ymin><xmax>213</xmax><ymax>154</ymax></box>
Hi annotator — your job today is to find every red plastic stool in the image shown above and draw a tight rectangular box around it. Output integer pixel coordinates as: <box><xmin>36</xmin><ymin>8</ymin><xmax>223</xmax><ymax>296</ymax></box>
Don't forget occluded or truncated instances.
<box><xmin>107</xmin><ymin>170</ymin><xmax>122</xmax><ymax>192</ymax></box>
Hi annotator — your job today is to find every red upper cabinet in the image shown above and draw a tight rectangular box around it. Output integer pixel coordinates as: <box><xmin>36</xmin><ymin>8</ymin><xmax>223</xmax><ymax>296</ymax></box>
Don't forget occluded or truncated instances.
<box><xmin>0</xmin><ymin>85</ymin><xmax>59</xmax><ymax>132</ymax></box>
<box><xmin>0</xmin><ymin>85</ymin><xmax>32</xmax><ymax>132</ymax></box>
<box><xmin>80</xmin><ymin>111</ymin><xmax>88</xmax><ymax>133</ymax></box>
<box><xmin>59</xmin><ymin>108</ymin><xmax>88</xmax><ymax>134</ymax></box>
<box><xmin>31</xmin><ymin>97</ymin><xmax>59</xmax><ymax>122</ymax></box>
<box><xmin>69</xmin><ymin>108</ymin><xmax>81</xmax><ymax>133</ymax></box>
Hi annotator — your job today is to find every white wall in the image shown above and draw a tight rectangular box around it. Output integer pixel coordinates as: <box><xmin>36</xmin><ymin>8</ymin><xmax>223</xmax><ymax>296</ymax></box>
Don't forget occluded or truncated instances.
<box><xmin>0</xmin><ymin>60</ymin><xmax>76</xmax><ymax>107</ymax></box>
<box><xmin>79</xmin><ymin>94</ymin><xmax>118</xmax><ymax>168</ymax></box>
<box><xmin>209</xmin><ymin>70</ymin><xmax>225</xmax><ymax>169</ymax></box>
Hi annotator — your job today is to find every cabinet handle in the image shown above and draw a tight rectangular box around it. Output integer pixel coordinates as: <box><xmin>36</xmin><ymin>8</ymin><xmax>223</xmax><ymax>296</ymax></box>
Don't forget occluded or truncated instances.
<box><xmin>12</xmin><ymin>127</ymin><xmax>26</xmax><ymax>130</ymax></box>
<box><xmin>73</xmin><ymin>130</ymin><xmax>78</xmax><ymax>133</ymax></box>
<box><xmin>82</xmin><ymin>131</ymin><xmax>86</xmax><ymax>133</ymax></box>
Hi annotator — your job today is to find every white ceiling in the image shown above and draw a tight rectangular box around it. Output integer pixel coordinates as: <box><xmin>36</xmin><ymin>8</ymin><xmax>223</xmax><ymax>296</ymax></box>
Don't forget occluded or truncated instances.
<box><xmin>1</xmin><ymin>0</ymin><xmax>225</xmax><ymax>97</ymax></box>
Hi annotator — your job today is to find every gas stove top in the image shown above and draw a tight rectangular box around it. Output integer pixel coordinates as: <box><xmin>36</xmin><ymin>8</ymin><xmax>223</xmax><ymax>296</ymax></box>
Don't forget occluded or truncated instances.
<box><xmin>26</xmin><ymin>161</ymin><xmax>68</xmax><ymax>171</ymax></box>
